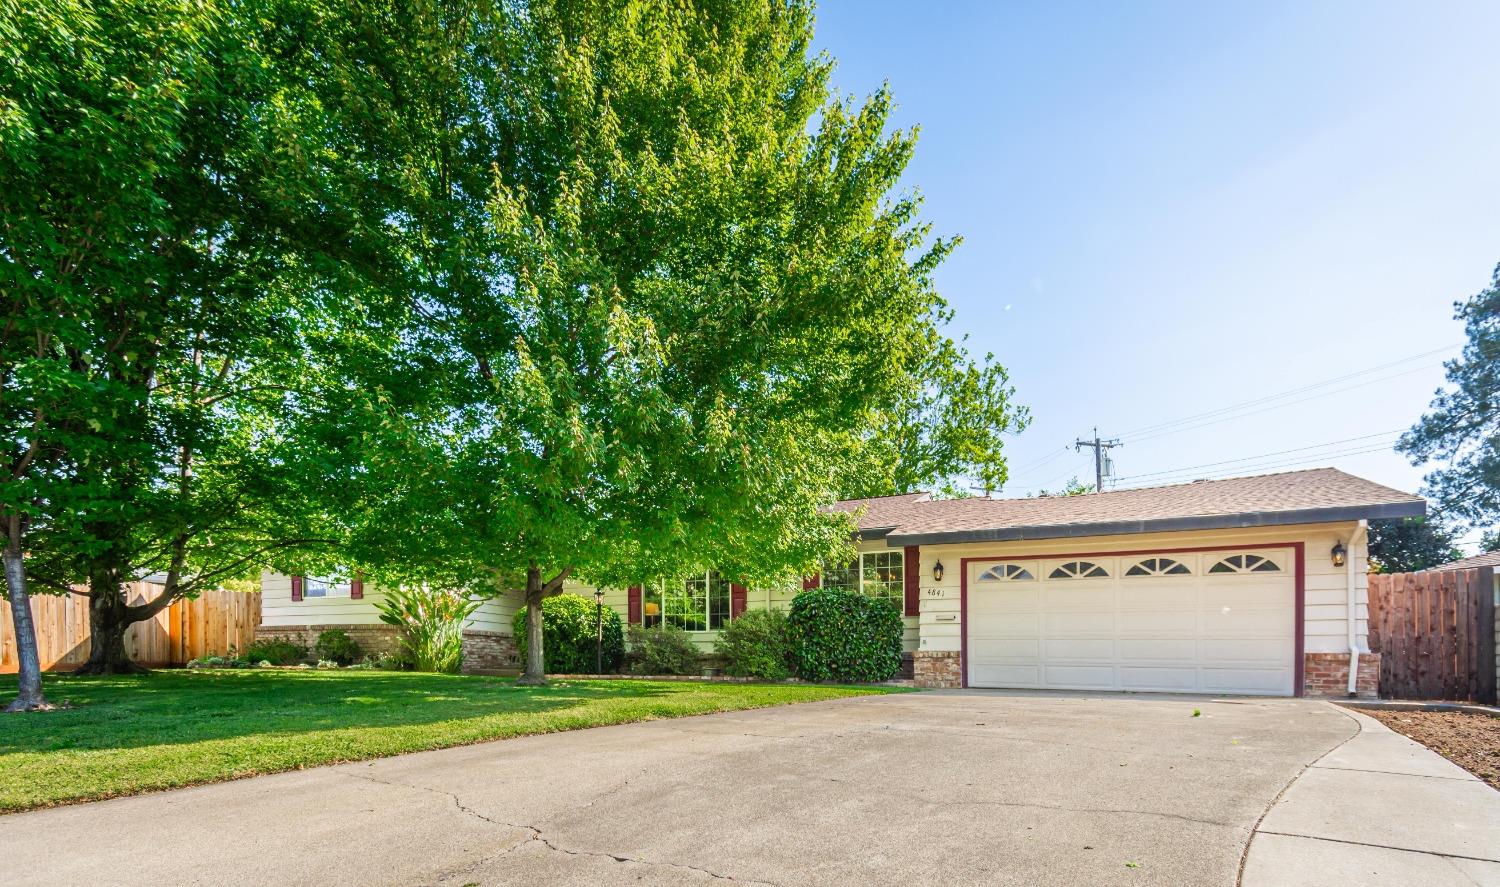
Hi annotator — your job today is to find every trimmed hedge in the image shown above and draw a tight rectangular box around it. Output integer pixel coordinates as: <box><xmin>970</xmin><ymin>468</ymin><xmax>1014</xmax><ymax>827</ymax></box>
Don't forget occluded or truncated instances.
<box><xmin>314</xmin><ymin>629</ymin><xmax>361</xmax><ymax>665</ymax></box>
<box><xmin>788</xmin><ymin>588</ymin><xmax>903</xmax><ymax>683</ymax></box>
<box><xmin>626</xmin><ymin>624</ymin><xmax>700</xmax><ymax>675</ymax></box>
<box><xmin>513</xmin><ymin>593</ymin><xmax>625</xmax><ymax>674</ymax></box>
<box><xmin>241</xmin><ymin>636</ymin><xmax>305</xmax><ymax>665</ymax></box>
<box><xmin>714</xmin><ymin>608</ymin><xmax>794</xmax><ymax>681</ymax></box>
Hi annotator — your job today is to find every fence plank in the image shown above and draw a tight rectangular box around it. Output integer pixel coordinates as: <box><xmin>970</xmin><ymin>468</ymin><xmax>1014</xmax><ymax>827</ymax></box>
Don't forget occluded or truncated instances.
<box><xmin>1369</xmin><ymin>567</ymin><xmax>1490</xmax><ymax>702</ymax></box>
<box><xmin>1</xmin><ymin>588</ymin><xmax>260</xmax><ymax>673</ymax></box>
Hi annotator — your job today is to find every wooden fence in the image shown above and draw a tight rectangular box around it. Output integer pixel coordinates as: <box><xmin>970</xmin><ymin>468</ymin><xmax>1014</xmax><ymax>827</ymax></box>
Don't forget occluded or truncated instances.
<box><xmin>1368</xmin><ymin>567</ymin><xmax>1496</xmax><ymax>704</ymax></box>
<box><xmin>0</xmin><ymin>584</ymin><xmax>261</xmax><ymax>672</ymax></box>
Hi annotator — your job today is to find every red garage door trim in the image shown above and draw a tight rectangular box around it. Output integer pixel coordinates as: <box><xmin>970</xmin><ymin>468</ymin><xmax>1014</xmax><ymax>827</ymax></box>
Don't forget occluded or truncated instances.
<box><xmin>959</xmin><ymin>541</ymin><xmax>1306</xmax><ymax>695</ymax></box>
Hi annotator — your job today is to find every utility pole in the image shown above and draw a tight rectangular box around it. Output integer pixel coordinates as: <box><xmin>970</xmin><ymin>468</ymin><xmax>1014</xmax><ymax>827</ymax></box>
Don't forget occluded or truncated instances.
<box><xmin>1075</xmin><ymin>427</ymin><xmax>1121</xmax><ymax>493</ymax></box>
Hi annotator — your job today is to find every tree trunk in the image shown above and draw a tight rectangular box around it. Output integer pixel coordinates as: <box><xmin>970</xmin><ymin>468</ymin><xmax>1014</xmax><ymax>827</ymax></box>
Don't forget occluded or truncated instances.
<box><xmin>516</xmin><ymin>564</ymin><xmax>547</xmax><ymax>686</ymax></box>
<box><xmin>3</xmin><ymin>542</ymin><xmax>51</xmax><ymax>712</ymax></box>
<box><xmin>75</xmin><ymin>574</ymin><xmax>148</xmax><ymax>675</ymax></box>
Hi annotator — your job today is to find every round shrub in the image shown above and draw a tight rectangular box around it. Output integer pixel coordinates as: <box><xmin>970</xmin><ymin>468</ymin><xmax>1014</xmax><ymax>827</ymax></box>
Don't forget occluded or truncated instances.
<box><xmin>714</xmin><ymin>608</ymin><xmax>794</xmax><ymax>681</ymax></box>
<box><xmin>626</xmin><ymin>624</ymin><xmax>701</xmax><ymax>675</ymax></box>
<box><xmin>513</xmin><ymin>593</ymin><xmax>625</xmax><ymax>674</ymax></box>
<box><xmin>787</xmin><ymin>588</ymin><xmax>903</xmax><ymax>683</ymax></box>
<box><xmin>242</xmin><ymin>636</ymin><xmax>305</xmax><ymax>665</ymax></box>
<box><xmin>314</xmin><ymin>629</ymin><xmax>361</xmax><ymax>665</ymax></box>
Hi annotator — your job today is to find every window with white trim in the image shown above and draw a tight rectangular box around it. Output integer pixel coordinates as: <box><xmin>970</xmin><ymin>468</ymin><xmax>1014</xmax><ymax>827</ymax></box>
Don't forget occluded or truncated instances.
<box><xmin>861</xmin><ymin>551</ymin><xmax>904</xmax><ymax>608</ymax></box>
<box><xmin>978</xmin><ymin>563</ymin><xmax>1034</xmax><ymax>581</ymax></box>
<box><xmin>1048</xmin><ymin>560</ymin><xmax>1108</xmax><ymax>579</ymax></box>
<box><xmin>1207</xmin><ymin>554</ymin><xmax>1281</xmax><ymax>574</ymax></box>
<box><xmin>821</xmin><ymin>559</ymin><xmax>858</xmax><ymax>593</ymax></box>
<box><xmin>642</xmin><ymin>571</ymin><xmax>732</xmax><ymax>632</ymax></box>
<box><xmin>302</xmin><ymin>576</ymin><xmax>351</xmax><ymax>598</ymax></box>
<box><xmin>1125</xmin><ymin>557</ymin><xmax>1191</xmax><ymax>577</ymax></box>
<box><xmin>821</xmin><ymin>551</ymin><xmax>906</xmax><ymax>609</ymax></box>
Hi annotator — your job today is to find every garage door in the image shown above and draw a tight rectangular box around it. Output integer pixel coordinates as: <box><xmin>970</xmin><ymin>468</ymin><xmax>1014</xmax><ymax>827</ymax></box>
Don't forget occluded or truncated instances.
<box><xmin>966</xmin><ymin>549</ymin><xmax>1296</xmax><ymax>695</ymax></box>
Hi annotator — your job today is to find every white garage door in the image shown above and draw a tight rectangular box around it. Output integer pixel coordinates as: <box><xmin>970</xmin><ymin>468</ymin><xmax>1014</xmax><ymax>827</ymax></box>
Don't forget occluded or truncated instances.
<box><xmin>966</xmin><ymin>549</ymin><xmax>1296</xmax><ymax>695</ymax></box>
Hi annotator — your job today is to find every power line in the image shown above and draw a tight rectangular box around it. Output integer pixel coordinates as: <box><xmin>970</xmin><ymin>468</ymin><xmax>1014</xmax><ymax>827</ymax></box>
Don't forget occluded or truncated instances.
<box><xmin>1109</xmin><ymin>344</ymin><xmax>1457</xmax><ymax>441</ymax></box>
<box><xmin>1007</xmin><ymin>445</ymin><xmax>1072</xmax><ymax>478</ymax></box>
<box><xmin>1011</xmin><ymin>459</ymin><xmax>1095</xmax><ymax>494</ymax></box>
<box><xmin>1125</xmin><ymin>364</ymin><xmax>1442</xmax><ymax>446</ymax></box>
<box><xmin>1075</xmin><ymin>427</ymin><xmax>1121</xmax><ymax>493</ymax></box>
<box><xmin>1111</xmin><ymin>429</ymin><xmax>1406</xmax><ymax>484</ymax></box>
<box><xmin>1114</xmin><ymin>442</ymin><xmax>1400</xmax><ymax>489</ymax></box>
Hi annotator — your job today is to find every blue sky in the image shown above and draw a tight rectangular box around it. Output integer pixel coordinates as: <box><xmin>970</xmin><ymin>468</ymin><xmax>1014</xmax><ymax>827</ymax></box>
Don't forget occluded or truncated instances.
<box><xmin>814</xmin><ymin>0</ymin><xmax>1500</xmax><ymax>546</ymax></box>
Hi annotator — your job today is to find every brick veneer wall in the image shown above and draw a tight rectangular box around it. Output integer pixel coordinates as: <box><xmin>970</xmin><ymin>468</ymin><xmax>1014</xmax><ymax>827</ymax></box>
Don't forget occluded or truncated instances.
<box><xmin>461</xmin><ymin>629</ymin><xmax>519</xmax><ymax>674</ymax></box>
<box><xmin>255</xmin><ymin>624</ymin><xmax>518</xmax><ymax>673</ymax></box>
<box><xmin>255</xmin><ymin>624</ymin><xmax>403</xmax><ymax>658</ymax></box>
<box><xmin>1303</xmin><ymin>652</ymin><xmax>1379</xmax><ymax>698</ymax></box>
<box><xmin>913</xmin><ymin>650</ymin><xmax>962</xmax><ymax>689</ymax></box>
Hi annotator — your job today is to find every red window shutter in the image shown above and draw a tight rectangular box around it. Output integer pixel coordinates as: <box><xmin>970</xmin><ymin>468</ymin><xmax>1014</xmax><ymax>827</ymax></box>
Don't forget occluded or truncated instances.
<box><xmin>730</xmin><ymin>583</ymin><xmax>748</xmax><ymax>618</ymax></box>
<box><xmin>903</xmin><ymin>546</ymin><xmax>920</xmax><ymax>617</ymax></box>
<box><xmin>803</xmin><ymin>573</ymin><xmax>820</xmax><ymax>590</ymax></box>
<box><xmin>350</xmin><ymin>573</ymin><xmax>364</xmax><ymax>600</ymax></box>
<box><xmin>290</xmin><ymin>575</ymin><xmax>303</xmax><ymax>602</ymax></box>
<box><xmin>628</xmin><ymin>585</ymin><xmax>642</xmax><ymax>624</ymax></box>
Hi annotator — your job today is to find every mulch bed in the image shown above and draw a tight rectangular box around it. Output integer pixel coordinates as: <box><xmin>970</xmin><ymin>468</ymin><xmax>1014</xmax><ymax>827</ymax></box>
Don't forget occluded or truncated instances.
<box><xmin>1363</xmin><ymin>708</ymin><xmax>1500</xmax><ymax>790</ymax></box>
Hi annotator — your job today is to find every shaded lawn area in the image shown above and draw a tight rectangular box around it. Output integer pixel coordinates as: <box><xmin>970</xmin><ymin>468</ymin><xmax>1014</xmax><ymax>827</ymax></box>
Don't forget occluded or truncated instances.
<box><xmin>0</xmin><ymin>670</ymin><xmax>898</xmax><ymax>812</ymax></box>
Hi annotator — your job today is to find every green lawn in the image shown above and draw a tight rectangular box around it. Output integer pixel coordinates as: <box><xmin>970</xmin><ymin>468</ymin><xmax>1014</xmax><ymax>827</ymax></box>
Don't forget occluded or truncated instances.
<box><xmin>0</xmin><ymin>670</ymin><xmax>897</xmax><ymax>812</ymax></box>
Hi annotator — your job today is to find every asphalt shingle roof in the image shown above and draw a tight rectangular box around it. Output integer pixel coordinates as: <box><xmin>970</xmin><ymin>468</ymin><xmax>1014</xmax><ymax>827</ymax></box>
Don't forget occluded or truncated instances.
<box><xmin>1433</xmin><ymin>551</ymin><xmax>1500</xmax><ymax>571</ymax></box>
<box><xmin>834</xmin><ymin>468</ymin><xmax>1425</xmax><ymax>545</ymax></box>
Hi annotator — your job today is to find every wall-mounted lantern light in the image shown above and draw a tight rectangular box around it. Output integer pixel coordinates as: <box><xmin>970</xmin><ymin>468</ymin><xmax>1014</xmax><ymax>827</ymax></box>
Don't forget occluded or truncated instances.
<box><xmin>933</xmin><ymin>560</ymin><xmax>945</xmax><ymax>582</ymax></box>
<box><xmin>1331</xmin><ymin>542</ymin><xmax>1347</xmax><ymax>568</ymax></box>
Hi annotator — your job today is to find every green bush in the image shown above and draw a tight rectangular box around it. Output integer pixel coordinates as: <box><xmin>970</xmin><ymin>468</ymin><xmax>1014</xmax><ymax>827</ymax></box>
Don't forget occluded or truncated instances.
<box><xmin>787</xmin><ymin>588</ymin><xmax>903</xmax><ymax>683</ymax></box>
<box><xmin>512</xmin><ymin>593</ymin><xmax>625</xmax><ymax>674</ymax></box>
<box><xmin>627</xmin><ymin>624</ymin><xmax>701</xmax><ymax>675</ymax></box>
<box><xmin>376</xmin><ymin>586</ymin><xmax>480</xmax><ymax>673</ymax></box>
<box><xmin>314</xmin><ymin>629</ymin><xmax>361</xmax><ymax>665</ymax></box>
<box><xmin>242</xmin><ymin>636</ymin><xmax>305</xmax><ymax>665</ymax></box>
<box><xmin>714</xmin><ymin>608</ymin><xmax>793</xmax><ymax>681</ymax></box>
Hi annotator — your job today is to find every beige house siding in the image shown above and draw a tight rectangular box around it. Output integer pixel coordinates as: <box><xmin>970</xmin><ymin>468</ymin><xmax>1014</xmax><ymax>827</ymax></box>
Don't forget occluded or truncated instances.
<box><xmin>259</xmin><ymin>572</ymin><xmax>526</xmax><ymax>635</ymax></box>
<box><xmin>909</xmin><ymin>520</ymin><xmax>1368</xmax><ymax>657</ymax></box>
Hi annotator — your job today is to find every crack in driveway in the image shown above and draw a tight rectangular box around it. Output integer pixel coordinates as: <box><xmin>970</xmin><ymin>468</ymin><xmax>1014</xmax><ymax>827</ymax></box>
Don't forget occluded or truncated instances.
<box><xmin>339</xmin><ymin>770</ymin><xmax>777</xmax><ymax>886</ymax></box>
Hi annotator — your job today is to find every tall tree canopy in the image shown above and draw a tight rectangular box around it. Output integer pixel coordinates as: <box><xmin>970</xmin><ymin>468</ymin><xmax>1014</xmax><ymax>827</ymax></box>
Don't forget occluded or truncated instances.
<box><xmin>327</xmin><ymin>0</ymin><xmax>967</xmax><ymax>683</ymax></box>
<box><xmin>834</xmin><ymin>325</ymin><xmax>1027</xmax><ymax>500</ymax></box>
<box><xmin>1400</xmin><ymin>263</ymin><xmax>1500</xmax><ymax>531</ymax></box>
<box><xmin>1366</xmin><ymin>517</ymin><xmax>1463</xmax><ymax>573</ymax></box>
<box><xmin>0</xmin><ymin>0</ymin><xmax>416</xmax><ymax>677</ymax></box>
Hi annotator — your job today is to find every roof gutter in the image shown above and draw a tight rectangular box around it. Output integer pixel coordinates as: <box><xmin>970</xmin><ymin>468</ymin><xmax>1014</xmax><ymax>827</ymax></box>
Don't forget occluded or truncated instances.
<box><xmin>881</xmin><ymin>501</ymin><xmax>1426</xmax><ymax>548</ymax></box>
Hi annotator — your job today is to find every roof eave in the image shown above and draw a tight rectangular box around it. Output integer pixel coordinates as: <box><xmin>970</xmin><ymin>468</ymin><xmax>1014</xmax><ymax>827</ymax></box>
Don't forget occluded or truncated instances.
<box><xmin>883</xmin><ymin>500</ymin><xmax>1427</xmax><ymax>548</ymax></box>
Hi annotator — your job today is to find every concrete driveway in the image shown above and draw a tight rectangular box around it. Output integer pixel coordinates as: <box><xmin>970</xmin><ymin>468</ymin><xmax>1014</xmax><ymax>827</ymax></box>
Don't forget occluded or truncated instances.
<box><xmin>0</xmin><ymin>690</ymin><xmax>1356</xmax><ymax>886</ymax></box>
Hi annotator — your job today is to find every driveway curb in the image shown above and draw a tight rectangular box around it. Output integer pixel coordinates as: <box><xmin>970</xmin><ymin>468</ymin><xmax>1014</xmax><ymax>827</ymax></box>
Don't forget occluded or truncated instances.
<box><xmin>1240</xmin><ymin>703</ymin><xmax>1500</xmax><ymax>886</ymax></box>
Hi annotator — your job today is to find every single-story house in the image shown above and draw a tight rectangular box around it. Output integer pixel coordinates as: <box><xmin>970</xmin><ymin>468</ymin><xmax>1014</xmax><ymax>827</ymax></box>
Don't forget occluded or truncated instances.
<box><xmin>259</xmin><ymin>466</ymin><xmax>1423</xmax><ymax>696</ymax></box>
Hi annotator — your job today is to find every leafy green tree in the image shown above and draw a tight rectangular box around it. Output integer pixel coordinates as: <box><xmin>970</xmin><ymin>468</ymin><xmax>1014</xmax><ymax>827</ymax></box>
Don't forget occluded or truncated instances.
<box><xmin>0</xmin><ymin>0</ymin><xmax>417</xmax><ymax>675</ymax></box>
<box><xmin>1035</xmin><ymin>477</ymin><xmax>1095</xmax><ymax>497</ymax></box>
<box><xmin>1479</xmin><ymin>528</ymin><xmax>1500</xmax><ymax>554</ymax></box>
<box><xmin>1367</xmin><ymin>517</ymin><xmax>1463</xmax><ymax>573</ymax></box>
<box><xmin>1400</xmin><ymin>263</ymin><xmax>1500</xmax><ymax>532</ymax></box>
<box><xmin>835</xmin><ymin>329</ymin><xmax>1027</xmax><ymax>499</ymax></box>
<box><xmin>343</xmin><ymin>0</ymin><xmax>952</xmax><ymax>685</ymax></box>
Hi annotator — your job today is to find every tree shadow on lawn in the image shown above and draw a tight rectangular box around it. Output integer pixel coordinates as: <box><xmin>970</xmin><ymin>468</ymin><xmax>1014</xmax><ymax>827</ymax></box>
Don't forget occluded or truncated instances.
<box><xmin>0</xmin><ymin>670</ymin><xmax>744</xmax><ymax>756</ymax></box>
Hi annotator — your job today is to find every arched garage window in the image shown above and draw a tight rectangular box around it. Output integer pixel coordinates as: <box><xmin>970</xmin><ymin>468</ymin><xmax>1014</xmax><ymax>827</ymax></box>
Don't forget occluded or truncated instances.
<box><xmin>1048</xmin><ymin>561</ymin><xmax>1108</xmax><ymax>579</ymax></box>
<box><xmin>978</xmin><ymin>563</ymin><xmax>1033</xmax><ymax>581</ymax></box>
<box><xmin>1207</xmin><ymin>554</ymin><xmax>1282</xmax><ymax>574</ymax></box>
<box><xmin>1125</xmin><ymin>557</ymin><xmax>1191</xmax><ymax>577</ymax></box>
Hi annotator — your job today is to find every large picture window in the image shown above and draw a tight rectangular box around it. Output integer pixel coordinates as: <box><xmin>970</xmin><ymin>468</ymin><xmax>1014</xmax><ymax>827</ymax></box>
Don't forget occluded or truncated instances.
<box><xmin>643</xmin><ymin>571</ymin><xmax>732</xmax><ymax>631</ymax></box>
<box><xmin>821</xmin><ymin>551</ymin><xmax>905</xmax><ymax>609</ymax></box>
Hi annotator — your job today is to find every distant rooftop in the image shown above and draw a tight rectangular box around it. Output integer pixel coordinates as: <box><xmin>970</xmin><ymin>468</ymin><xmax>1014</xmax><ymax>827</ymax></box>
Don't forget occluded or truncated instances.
<box><xmin>1432</xmin><ymin>551</ymin><xmax>1500</xmax><ymax>572</ymax></box>
<box><xmin>834</xmin><ymin>468</ymin><xmax>1425</xmax><ymax>546</ymax></box>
